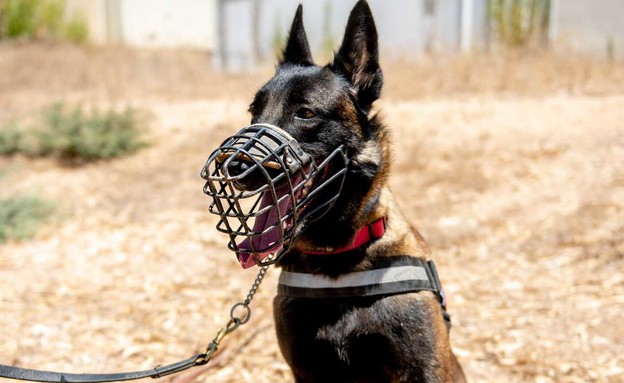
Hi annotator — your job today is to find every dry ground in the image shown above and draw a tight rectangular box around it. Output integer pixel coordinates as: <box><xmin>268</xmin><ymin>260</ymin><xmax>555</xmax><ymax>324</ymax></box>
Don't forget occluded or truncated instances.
<box><xmin>1</xmin><ymin>43</ymin><xmax>623</xmax><ymax>383</ymax></box>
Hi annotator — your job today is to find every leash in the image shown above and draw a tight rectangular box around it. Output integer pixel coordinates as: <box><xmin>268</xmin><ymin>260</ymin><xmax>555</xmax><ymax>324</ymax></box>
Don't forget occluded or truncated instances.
<box><xmin>0</xmin><ymin>263</ymin><xmax>271</xmax><ymax>383</ymax></box>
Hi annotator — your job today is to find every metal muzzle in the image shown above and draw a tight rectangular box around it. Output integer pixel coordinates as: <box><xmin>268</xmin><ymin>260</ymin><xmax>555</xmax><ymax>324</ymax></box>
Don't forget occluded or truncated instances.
<box><xmin>201</xmin><ymin>124</ymin><xmax>348</xmax><ymax>268</ymax></box>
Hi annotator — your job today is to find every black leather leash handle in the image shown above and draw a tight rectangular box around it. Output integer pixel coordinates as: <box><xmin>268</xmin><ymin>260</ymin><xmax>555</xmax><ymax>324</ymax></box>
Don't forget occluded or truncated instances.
<box><xmin>0</xmin><ymin>353</ymin><xmax>208</xmax><ymax>382</ymax></box>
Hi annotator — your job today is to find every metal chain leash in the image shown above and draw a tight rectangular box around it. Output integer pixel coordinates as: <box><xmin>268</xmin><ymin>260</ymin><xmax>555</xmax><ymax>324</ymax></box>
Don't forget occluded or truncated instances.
<box><xmin>194</xmin><ymin>261</ymin><xmax>272</xmax><ymax>366</ymax></box>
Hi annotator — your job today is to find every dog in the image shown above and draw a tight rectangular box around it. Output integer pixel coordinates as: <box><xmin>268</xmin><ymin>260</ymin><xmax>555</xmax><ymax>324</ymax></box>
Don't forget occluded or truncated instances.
<box><xmin>202</xmin><ymin>1</ymin><xmax>467</xmax><ymax>381</ymax></box>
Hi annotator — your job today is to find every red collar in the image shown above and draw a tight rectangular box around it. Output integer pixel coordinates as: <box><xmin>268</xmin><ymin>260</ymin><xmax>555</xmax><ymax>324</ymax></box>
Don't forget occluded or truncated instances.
<box><xmin>304</xmin><ymin>217</ymin><xmax>387</xmax><ymax>255</ymax></box>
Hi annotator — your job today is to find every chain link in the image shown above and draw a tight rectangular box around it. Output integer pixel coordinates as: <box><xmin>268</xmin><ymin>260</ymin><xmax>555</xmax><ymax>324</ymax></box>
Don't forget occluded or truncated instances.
<box><xmin>196</xmin><ymin>261</ymin><xmax>272</xmax><ymax>366</ymax></box>
<box><xmin>243</xmin><ymin>263</ymin><xmax>270</xmax><ymax>306</ymax></box>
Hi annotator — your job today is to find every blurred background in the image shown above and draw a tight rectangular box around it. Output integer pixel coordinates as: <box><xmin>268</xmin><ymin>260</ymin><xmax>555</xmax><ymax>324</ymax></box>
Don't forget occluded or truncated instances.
<box><xmin>3</xmin><ymin>0</ymin><xmax>622</xmax><ymax>67</ymax></box>
<box><xmin>0</xmin><ymin>1</ymin><xmax>623</xmax><ymax>383</ymax></box>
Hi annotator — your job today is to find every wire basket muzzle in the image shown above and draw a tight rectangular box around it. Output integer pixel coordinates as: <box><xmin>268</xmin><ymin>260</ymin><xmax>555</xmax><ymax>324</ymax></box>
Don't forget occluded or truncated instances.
<box><xmin>201</xmin><ymin>124</ymin><xmax>349</xmax><ymax>268</ymax></box>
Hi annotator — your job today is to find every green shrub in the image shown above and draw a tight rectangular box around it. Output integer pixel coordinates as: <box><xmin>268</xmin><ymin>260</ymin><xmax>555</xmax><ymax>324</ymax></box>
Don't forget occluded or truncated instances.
<box><xmin>1</xmin><ymin>0</ymin><xmax>89</xmax><ymax>43</ymax></box>
<box><xmin>64</xmin><ymin>14</ymin><xmax>88</xmax><ymax>44</ymax></box>
<box><xmin>0</xmin><ymin>195</ymin><xmax>55</xmax><ymax>242</ymax></box>
<box><xmin>33</xmin><ymin>103</ymin><xmax>147</xmax><ymax>162</ymax></box>
<box><xmin>0</xmin><ymin>124</ymin><xmax>23</xmax><ymax>155</ymax></box>
<box><xmin>489</xmin><ymin>0</ymin><xmax>551</xmax><ymax>47</ymax></box>
<box><xmin>1</xmin><ymin>103</ymin><xmax>147</xmax><ymax>163</ymax></box>
<box><xmin>39</xmin><ymin>0</ymin><xmax>65</xmax><ymax>37</ymax></box>
<box><xmin>2</xmin><ymin>0</ymin><xmax>38</xmax><ymax>38</ymax></box>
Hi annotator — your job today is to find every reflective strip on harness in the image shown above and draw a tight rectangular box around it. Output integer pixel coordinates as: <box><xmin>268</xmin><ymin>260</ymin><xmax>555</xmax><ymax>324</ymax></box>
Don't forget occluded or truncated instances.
<box><xmin>277</xmin><ymin>256</ymin><xmax>446</xmax><ymax>303</ymax></box>
<box><xmin>279</xmin><ymin>265</ymin><xmax>428</xmax><ymax>289</ymax></box>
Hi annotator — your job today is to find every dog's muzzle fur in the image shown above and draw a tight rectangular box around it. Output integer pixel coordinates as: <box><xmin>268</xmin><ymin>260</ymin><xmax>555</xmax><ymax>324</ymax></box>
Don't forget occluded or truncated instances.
<box><xmin>201</xmin><ymin>124</ymin><xmax>349</xmax><ymax>268</ymax></box>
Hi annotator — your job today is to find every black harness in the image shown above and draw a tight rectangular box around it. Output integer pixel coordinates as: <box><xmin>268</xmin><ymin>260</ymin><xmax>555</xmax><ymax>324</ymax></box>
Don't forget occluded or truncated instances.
<box><xmin>278</xmin><ymin>255</ymin><xmax>450</xmax><ymax>324</ymax></box>
<box><xmin>279</xmin><ymin>256</ymin><xmax>445</xmax><ymax>302</ymax></box>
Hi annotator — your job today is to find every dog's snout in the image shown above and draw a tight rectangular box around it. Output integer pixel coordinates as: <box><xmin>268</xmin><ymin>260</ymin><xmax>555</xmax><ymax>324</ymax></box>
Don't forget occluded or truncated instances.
<box><xmin>222</xmin><ymin>156</ymin><xmax>270</xmax><ymax>191</ymax></box>
<box><xmin>226</xmin><ymin>158</ymin><xmax>251</xmax><ymax>177</ymax></box>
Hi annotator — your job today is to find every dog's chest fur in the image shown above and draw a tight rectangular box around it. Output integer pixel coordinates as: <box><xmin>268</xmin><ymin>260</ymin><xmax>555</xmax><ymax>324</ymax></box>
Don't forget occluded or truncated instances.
<box><xmin>274</xmin><ymin>289</ymin><xmax>449</xmax><ymax>382</ymax></box>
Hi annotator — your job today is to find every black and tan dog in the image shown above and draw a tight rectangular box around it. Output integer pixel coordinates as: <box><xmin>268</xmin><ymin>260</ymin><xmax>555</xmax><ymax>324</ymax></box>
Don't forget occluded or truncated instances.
<box><xmin>203</xmin><ymin>1</ymin><xmax>466</xmax><ymax>381</ymax></box>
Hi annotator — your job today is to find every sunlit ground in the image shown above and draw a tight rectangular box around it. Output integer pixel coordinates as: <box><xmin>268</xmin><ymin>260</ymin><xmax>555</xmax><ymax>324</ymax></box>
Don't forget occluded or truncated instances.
<box><xmin>1</xmin><ymin>43</ymin><xmax>623</xmax><ymax>382</ymax></box>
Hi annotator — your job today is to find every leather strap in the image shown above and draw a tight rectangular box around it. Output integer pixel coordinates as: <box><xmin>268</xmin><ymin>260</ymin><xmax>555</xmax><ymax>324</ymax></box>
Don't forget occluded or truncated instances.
<box><xmin>303</xmin><ymin>217</ymin><xmax>387</xmax><ymax>255</ymax></box>
<box><xmin>0</xmin><ymin>353</ymin><xmax>207</xmax><ymax>382</ymax></box>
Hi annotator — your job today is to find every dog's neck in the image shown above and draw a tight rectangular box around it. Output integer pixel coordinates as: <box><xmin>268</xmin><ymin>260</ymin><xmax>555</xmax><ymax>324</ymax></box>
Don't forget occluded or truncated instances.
<box><xmin>279</xmin><ymin>189</ymin><xmax>390</xmax><ymax>275</ymax></box>
<box><xmin>279</xmin><ymin>124</ymin><xmax>393</xmax><ymax>273</ymax></box>
<box><xmin>279</xmin><ymin>185</ymin><xmax>430</xmax><ymax>276</ymax></box>
<box><xmin>302</xmin><ymin>216</ymin><xmax>387</xmax><ymax>255</ymax></box>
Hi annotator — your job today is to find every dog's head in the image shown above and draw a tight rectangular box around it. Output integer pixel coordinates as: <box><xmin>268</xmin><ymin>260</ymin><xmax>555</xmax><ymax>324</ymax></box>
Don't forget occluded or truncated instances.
<box><xmin>202</xmin><ymin>0</ymin><xmax>389</xmax><ymax>268</ymax></box>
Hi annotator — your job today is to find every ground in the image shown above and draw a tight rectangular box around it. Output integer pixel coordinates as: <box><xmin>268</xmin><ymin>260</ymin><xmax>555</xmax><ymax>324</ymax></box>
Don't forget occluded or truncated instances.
<box><xmin>0</xmin><ymin>43</ymin><xmax>623</xmax><ymax>383</ymax></box>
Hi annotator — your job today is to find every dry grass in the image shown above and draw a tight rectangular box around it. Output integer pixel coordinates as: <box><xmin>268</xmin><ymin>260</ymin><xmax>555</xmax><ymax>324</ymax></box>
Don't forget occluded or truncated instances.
<box><xmin>383</xmin><ymin>49</ymin><xmax>624</xmax><ymax>99</ymax></box>
<box><xmin>0</xmin><ymin>43</ymin><xmax>623</xmax><ymax>383</ymax></box>
<box><xmin>1</xmin><ymin>43</ymin><xmax>623</xmax><ymax>110</ymax></box>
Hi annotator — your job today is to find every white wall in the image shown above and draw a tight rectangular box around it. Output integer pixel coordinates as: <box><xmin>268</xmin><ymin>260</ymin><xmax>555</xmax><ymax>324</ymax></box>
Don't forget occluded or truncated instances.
<box><xmin>551</xmin><ymin>0</ymin><xmax>624</xmax><ymax>60</ymax></box>
<box><xmin>215</xmin><ymin>0</ymin><xmax>483</xmax><ymax>71</ymax></box>
<box><xmin>120</xmin><ymin>0</ymin><xmax>216</xmax><ymax>49</ymax></box>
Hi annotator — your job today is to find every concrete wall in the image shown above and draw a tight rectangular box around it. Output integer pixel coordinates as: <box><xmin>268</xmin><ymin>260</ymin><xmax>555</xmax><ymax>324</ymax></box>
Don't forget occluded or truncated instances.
<box><xmin>63</xmin><ymin>0</ymin><xmax>488</xmax><ymax>68</ymax></box>
<box><xmin>119</xmin><ymin>0</ymin><xmax>216</xmax><ymax>49</ymax></box>
<box><xmin>64</xmin><ymin>0</ymin><xmax>624</xmax><ymax>64</ymax></box>
<box><xmin>551</xmin><ymin>0</ymin><xmax>624</xmax><ymax>60</ymax></box>
<box><xmin>215</xmin><ymin>0</ymin><xmax>489</xmax><ymax>71</ymax></box>
<box><xmin>66</xmin><ymin>0</ymin><xmax>216</xmax><ymax>49</ymax></box>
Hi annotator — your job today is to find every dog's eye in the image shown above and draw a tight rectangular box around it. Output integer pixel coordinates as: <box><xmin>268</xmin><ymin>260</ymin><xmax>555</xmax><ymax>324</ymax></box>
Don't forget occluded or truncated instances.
<box><xmin>295</xmin><ymin>108</ymin><xmax>316</xmax><ymax>120</ymax></box>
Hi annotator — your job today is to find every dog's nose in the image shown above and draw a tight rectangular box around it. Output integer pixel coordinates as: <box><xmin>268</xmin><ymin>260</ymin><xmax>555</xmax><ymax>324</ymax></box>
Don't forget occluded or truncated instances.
<box><xmin>226</xmin><ymin>158</ymin><xmax>251</xmax><ymax>177</ymax></box>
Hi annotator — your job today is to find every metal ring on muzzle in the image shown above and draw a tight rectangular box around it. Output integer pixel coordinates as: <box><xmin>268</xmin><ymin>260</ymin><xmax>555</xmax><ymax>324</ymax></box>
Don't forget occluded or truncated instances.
<box><xmin>201</xmin><ymin>124</ymin><xmax>348</xmax><ymax>269</ymax></box>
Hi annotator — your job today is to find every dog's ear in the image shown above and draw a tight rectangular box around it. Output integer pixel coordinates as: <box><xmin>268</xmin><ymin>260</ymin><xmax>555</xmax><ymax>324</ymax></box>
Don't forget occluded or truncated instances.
<box><xmin>330</xmin><ymin>0</ymin><xmax>382</xmax><ymax>114</ymax></box>
<box><xmin>280</xmin><ymin>4</ymin><xmax>314</xmax><ymax>66</ymax></box>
